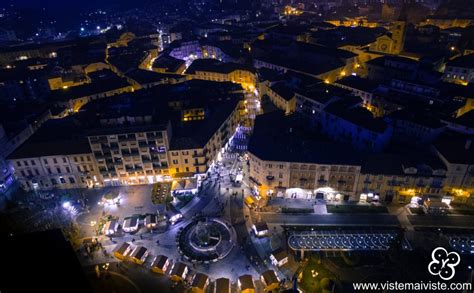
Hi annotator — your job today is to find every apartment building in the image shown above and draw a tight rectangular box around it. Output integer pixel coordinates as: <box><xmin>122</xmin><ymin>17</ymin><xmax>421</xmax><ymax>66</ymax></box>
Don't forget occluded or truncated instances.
<box><xmin>8</xmin><ymin>80</ymin><xmax>245</xmax><ymax>191</ymax></box>
<box><xmin>49</xmin><ymin>70</ymin><xmax>134</xmax><ymax>112</ymax></box>
<box><xmin>320</xmin><ymin>97</ymin><xmax>392</xmax><ymax>152</ymax></box>
<box><xmin>88</xmin><ymin>124</ymin><xmax>172</xmax><ymax>186</ymax></box>
<box><xmin>8</xmin><ymin>120</ymin><xmax>101</xmax><ymax>191</ymax></box>
<box><xmin>433</xmin><ymin>133</ymin><xmax>474</xmax><ymax>205</ymax></box>
<box><xmin>247</xmin><ymin>112</ymin><xmax>361</xmax><ymax>199</ymax></box>
<box><xmin>443</xmin><ymin>54</ymin><xmax>474</xmax><ymax>85</ymax></box>
<box><xmin>185</xmin><ymin>59</ymin><xmax>256</xmax><ymax>90</ymax></box>
<box><xmin>357</xmin><ymin>150</ymin><xmax>447</xmax><ymax>203</ymax></box>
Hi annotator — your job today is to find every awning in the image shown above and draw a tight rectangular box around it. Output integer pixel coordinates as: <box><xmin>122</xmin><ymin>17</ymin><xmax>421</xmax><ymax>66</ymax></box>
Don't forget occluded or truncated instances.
<box><xmin>171</xmin><ymin>180</ymin><xmax>185</xmax><ymax>191</ymax></box>
<box><xmin>184</xmin><ymin>178</ymin><xmax>197</xmax><ymax>190</ymax></box>
<box><xmin>171</xmin><ymin>172</ymin><xmax>195</xmax><ymax>179</ymax></box>
<box><xmin>249</xmin><ymin>176</ymin><xmax>262</xmax><ymax>186</ymax></box>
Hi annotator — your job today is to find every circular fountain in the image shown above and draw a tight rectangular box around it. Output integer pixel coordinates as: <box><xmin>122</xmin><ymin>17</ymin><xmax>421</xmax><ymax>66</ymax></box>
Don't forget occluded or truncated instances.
<box><xmin>177</xmin><ymin>217</ymin><xmax>235</xmax><ymax>262</ymax></box>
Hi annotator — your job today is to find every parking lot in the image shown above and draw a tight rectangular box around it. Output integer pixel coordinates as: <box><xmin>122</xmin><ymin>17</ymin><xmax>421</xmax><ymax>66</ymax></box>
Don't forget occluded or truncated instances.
<box><xmin>288</xmin><ymin>230</ymin><xmax>397</xmax><ymax>251</ymax></box>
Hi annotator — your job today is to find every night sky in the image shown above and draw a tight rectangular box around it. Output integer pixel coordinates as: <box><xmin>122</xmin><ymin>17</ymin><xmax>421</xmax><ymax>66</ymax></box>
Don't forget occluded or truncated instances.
<box><xmin>2</xmin><ymin>0</ymin><xmax>153</xmax><ymax>11</ymax></box>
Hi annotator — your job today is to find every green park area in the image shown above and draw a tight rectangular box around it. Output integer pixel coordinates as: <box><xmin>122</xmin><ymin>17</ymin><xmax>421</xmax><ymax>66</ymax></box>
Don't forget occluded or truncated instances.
<box><xmin>151</xmin><ymin>182</ymin><xmax>173</xmax><ymax>205</ymax></box>
<box><xmin>299</xmin><ymin>256</ymin><xmax>340</xmax><ymax>293</ymax></box>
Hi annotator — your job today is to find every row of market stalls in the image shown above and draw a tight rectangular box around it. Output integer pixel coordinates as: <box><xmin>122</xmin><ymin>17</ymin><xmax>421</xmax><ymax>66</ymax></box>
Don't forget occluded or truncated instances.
<box><xmin>113</xmin><ymin>244</ymin><xmax>232</xmax><ymax>293</ymax></box>
<box><xmin>102</xmin><ymin>214</ymin><xmax>167</xmax><ymax>236</ymax></box>
<box><xmin>114</xmin><ymin>240</ymin><xmax>282</xmax><ymax>293</ymax></box>
<box><xmin>171</xmin><ymin>178</ymin><xmax>198</xmax><ymax>195</ymax></box>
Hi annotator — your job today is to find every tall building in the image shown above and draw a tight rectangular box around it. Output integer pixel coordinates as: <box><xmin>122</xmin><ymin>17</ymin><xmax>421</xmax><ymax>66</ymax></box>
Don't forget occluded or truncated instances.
<box><xmin>370</xmin><ymin>21</ymin><xmax>406</xmax><ymax>55</ymax></box>
<box><xmin>8</xmin><ymin>80</ymin><xmax>245</xmax><ymax>191</ymax></box>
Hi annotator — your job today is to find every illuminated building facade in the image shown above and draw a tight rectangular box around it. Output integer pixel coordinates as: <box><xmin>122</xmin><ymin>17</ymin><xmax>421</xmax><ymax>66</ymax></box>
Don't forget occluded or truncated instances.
<box><xmin>185</xmin><ymin>59</ymin><xmax>256</xmax><ymax>90</ymax></box>
<box><xmin>8</xmin><ymin>80</ymin><xmax>245</xmax><ymax>191</ymax></box>
<box><xmin>247</xmin><ymin>112</ymin><xmax>362</xmax><ymax>199</ymax></box>
<box><xmin>443</xmin><ymin>54</ymin><xmax>474</xmax><ymax>85</ymax></box>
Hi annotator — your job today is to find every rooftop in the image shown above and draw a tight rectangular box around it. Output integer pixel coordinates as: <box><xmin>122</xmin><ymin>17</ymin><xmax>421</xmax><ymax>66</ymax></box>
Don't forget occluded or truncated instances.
<box><xmin>325</xmin><ymin>98</ymin><xmax>388</xmax><ymax>133</ymax></box>
<box><xmin>152</xmin><ymin>55</ymin><xmax>185</xmax><ymax>72</ymax></box>
<box><xmin>388</xmin><ymin>108</ymin><xmax>446</xmax><ymax>129</ymax></box>
<box><xmin>7</xmin><ymin>118</ymin><xmax>91</xmax><ymax>159</ymax></box>
<box><xmin>361</xmin><ymin>147</ymin><xmax>447</xmax><ymax>176</ymax></box>
<box><xmin>126</xmin><ymin>69</ymin><xmax>184</xmax><ymax>85</ymax></box>
<box><xmin>271</xmin><ymin>247</ymin><xmax>287</xmax><ymax>261</ymax></box>
<box><xmin>366</xmin><ymin>55</ymin><xmax>419</xmax><ymax>68</ymax></box>
<box><xmin>152</xmin><ymin>255</ymin><xmax>168</xmax><ymax>269</ymax></box>
<box><xmin>270</xmin><ymin>82</ymin><xmax>295</xmax><ymax>101</ymax></box>
<box><xmin>335</xmin><ymin>75</ymin><xmax>381</xmax><ymax>93</ymax></box>
<box><xmin>248</xmin><ymin>111</ymin><xmax>362</xmax><ymax>165</ymax></box>
<box><xmin>171</xmin><ymin>262</ymin><xmax>187</xmax><ymax>276</ymax></box>
<box><xmin>191</xmin><ymin>273</ymin><xmax>209</xmax><ymax>289</ymax></box>
<box><xmin>185</xmin><ymin>58</ymin><xmax>254</xmax><ymax>75</ymax></box>
<box><xmin>447</xmin><ymin>54</ymin><xmax>474</xmax><ymax>68</ymax></box>
<box><xmin>434</xmin><ymin>132</ymin><xmax>474</xmax><ymax>165</ymax></box>
<box><xmin>254</xmin><ymin>221</ymin><xmax>268</xmax><ymax>232</ymax></box>
<box><xmin>131</xmin><ymin>246</ymin><xmax>147</xmax><ymax>259</ymax></box>
<box><xmin>48</xmin><ymin>70</ymin><xmax>130</xmax><ymax>102</ymax></box>
<box><xmin>238</xmin><ymin>275</ymin><xmax>255</xmax><ymax>290</ymax></box>
<box><xmin>262</xmin><ymin>270</ymin><xmax>279</xmax><ymax>285</ymax></box>
<box><xmin>215</xmin><ymin>278</ymin><xmax>230</xmax><ymax>293</ymax></box>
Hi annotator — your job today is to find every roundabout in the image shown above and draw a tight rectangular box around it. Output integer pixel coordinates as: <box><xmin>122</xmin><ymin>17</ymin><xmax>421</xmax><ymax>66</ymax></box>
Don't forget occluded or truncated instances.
<box><xmin>177</xmin><ymin>217</ymin><xmax>235</xmax><ymax>263</ymax></box>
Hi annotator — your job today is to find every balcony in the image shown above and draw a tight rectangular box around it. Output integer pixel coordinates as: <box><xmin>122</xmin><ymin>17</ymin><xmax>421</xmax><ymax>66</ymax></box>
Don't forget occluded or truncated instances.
<box><xmin>152</xmin><ymin>162</ymin><xmax>166</xmax><ymax>169</ymax></box>
<box><xmin>192</xmin><ymin>150</ymin><xmax>207</xmax><ymax>158</ymax></box>
<box><xmin>100</xmin><ymin>169</ymin><xmax>109</xmax><ymax>176</ymax></box>
<box><xmin>94</xmin><ymin>153</ymin><xmax>105</xmax><ymax>160</ymax></box>
<box><xmin>416</xmin><ymin>182</ymin><xmax>426</xmax><ymax>187</ymax></box>
<box><xmin>430</xmin><ymin>182</ymin><xmax>444</xmax><ymax>189</ymax></box>
<box><xmin>194</xmin><ymin>161</ymin><xmax>208</xmax><ymax>167</ymax></box>
<box><xmin>90</xmin><ymin>136</ymin><xmax>108</xmax><ymax>144</ymax></box>
<box><xmin>387</xmin><ymin>180</ymin><xmax>401</xmax><ymax>187</ymax></box>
